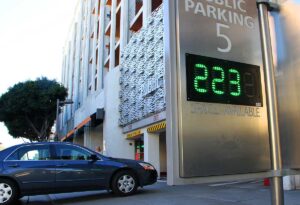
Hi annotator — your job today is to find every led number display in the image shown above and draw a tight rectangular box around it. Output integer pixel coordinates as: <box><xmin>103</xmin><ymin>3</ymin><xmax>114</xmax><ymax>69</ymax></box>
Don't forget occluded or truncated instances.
<box><xmin>186</xmin><ymin>54</ymin><xmax>263</xmax><ymax>106</ymax></box>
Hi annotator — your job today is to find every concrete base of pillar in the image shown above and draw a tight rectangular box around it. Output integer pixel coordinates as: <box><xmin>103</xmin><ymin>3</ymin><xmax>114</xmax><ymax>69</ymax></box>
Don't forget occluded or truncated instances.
<box><xmin>144</xmin><ymin>131</ymin><xmax>160</xmax><ymax>178</ymax></box>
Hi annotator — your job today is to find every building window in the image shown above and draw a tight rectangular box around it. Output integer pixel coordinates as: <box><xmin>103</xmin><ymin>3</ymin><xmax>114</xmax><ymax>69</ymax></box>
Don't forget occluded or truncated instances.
<box><xmin>96</xmin><ymin>20</ymin><xmax>100</xmax><ymax>40</ymax></box>
<box><xmin>94</xmin><ymin>77</ymin><xmax>98</xmax><ymax>91</ymax></box>
<box><xmin>98</xmin><ymin>0</ymin><xmax>101</xmax><ymax>15</ymax></box>
<box><xmin>152</xmin><ymin>0</ymin><xmax>163</xmax><ymax>12</ymax></box>
<box><xmin>96</xmin><ymin>48</ymin><xmax>99</xmax><ymax>65</ymax></box>
<box><xmin>130</xmin><ymin>0</ymin><xmax>143</xmax><ymax>32</ymax></box>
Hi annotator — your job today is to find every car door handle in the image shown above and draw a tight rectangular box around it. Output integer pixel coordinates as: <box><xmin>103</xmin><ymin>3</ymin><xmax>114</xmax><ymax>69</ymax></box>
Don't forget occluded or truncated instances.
<box><xmin>56</xmin><ymin>164</ymin><xmax>67</xmax><ymax>167</ymax></box>
<box><xmin>8</xmin><ymin>164</ymin><xmax>19</xmax><ymax>168</ymax></box>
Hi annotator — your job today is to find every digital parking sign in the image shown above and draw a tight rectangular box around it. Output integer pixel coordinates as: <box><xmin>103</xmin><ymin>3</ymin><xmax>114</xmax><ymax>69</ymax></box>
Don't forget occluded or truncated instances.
<box><xmin>186</xmin><ymin>54</ymin><xmax>263</xmax><ymax>107</ymax></box>
<box><xmin>165</xmin><ymin>0</ymin><xmax>271</xmax><ymax>184</ymax></box>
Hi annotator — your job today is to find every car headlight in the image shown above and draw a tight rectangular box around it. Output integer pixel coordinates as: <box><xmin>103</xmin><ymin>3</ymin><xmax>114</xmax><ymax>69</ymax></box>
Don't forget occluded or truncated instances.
<box><xmin>139</xmin><ymin>162</ymin><xmax>155</xmax><ymax>170</ymax></box>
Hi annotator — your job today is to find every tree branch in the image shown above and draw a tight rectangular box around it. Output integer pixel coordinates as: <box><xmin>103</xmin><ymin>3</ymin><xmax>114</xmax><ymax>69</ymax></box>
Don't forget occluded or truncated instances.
<box><xmin>39</xmin><ymin>117</ymin><xmax>50</xmax><ymax>142</ymax></box>
<box><xmin>25</xmin><ymin>115</ymin><xmax>41</xmax><ymax>138</ymax></box>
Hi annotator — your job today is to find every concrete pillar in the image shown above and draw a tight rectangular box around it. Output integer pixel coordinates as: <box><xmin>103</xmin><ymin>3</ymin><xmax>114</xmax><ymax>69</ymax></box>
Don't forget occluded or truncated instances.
<box><xmin>143</xmin><ymin>0</ymin><xmax>152</xmax><ymax>22</ymax></box>
<box><xmin>109</xmin><ymin>0</ymin><xmax>117</xmax><ymax>69</ymax></box>
<box><xmin>103</xmin><ymin>67</ymin><xmax>135</xmax><ymax>159</ymax></box>
<box><xmin>83</xmin><ymin>0</ymin><xmax>92</xmax><ymax>99</ymax></box>
<box><xmin>73</xmin><ymin>1</ymin><xmax>84</xmax><ymax>110</ymax></box>
<box><xmin>97</xmin><ymin>0</ymin><xmax>106</xmax><ymax>89</ymax></box>
<box><xmin>68</xmin><ymin>30</ymin><xmax>76</xmax><ymax>119</ymax></box>
<box><xmin>144</xmin><ymin>131</ymin><xmax>160</xmax><ymax>178</ymax></box>
<box><xmin>74</xmin><ymin>19</ymin><xmax>83</xmax><ymax>110</ymax></box>
<box><xmin>91</xmin><ymin>0</ymin><xmax>98</xmax><ymax>92</ymax></box>
<box><xmin>120</xmin><ymin>0</ymin><xmax>129</xmax><ymax>50</ymax></box>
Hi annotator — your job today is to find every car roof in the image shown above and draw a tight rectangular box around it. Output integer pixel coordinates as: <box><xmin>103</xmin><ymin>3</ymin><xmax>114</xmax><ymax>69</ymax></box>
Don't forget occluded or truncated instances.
<box><xmin>2</xmin><ymin>142</ymin><xmax>79</xmax><ymax>153</ymax></box>
<box><xmin>0</xmin><ymin>142</ymin><xmax>92</xmax><ymax>161</ymax></box>
<box><xmin>15</xmin><ymin>141</ymin><xmax>73</xmax><ymax>146</ymax></box>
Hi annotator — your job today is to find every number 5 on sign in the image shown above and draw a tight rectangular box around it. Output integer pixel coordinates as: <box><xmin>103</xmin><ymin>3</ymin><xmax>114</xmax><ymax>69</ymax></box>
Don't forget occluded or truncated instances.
<box><xmin>217</xmin><ymin>23</ymin><xmax>231</xmax><ymax>53</ymax></box>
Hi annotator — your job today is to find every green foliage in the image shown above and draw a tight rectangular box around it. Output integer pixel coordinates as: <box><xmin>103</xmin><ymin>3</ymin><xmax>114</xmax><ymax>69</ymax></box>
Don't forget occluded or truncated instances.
<box><xmin>0</xmin><ymin>77</ymin><xmax>67</xmax><ymax>142</ymax></box>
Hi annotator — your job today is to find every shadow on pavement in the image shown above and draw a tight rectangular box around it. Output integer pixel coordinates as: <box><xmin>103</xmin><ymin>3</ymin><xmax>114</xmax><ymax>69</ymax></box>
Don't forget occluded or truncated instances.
<box><xmin>16</xmin><ymin>196</ymin><xmax>53</xmax><ymax>205</ymax></box>
<box><xmin>54</xmin><ymin>191</ymin><xmax>114</xmax><ymax>203</ymax></box>
<box><xmin>13</xmin><ymin>199</ymin><xmax>26</xmax><ymax>205</ymax></box>
<box><xmin>53</xmin><ymin>188</ymin><xmax>160</xmax><ymax>204</ymax></box>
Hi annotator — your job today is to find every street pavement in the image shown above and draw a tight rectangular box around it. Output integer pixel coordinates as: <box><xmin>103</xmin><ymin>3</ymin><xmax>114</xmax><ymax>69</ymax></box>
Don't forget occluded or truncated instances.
<box><xmin>17</xmin><ymin>180</ymin><xmax>300</xmax><ymax>205</ymax></box>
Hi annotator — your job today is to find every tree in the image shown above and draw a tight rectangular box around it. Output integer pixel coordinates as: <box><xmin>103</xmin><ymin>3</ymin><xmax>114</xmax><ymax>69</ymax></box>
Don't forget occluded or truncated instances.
<box><xmin>0</xmin><ymin>77</ymin><xmax>68</xmax><ymax>142</ymax></box>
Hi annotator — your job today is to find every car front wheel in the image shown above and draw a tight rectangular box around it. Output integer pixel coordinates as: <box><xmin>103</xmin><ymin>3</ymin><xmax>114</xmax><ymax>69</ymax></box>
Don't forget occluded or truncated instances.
<box><xmin>0</xmin><ymin>179</ymin><xmax>18</xmax><ymax>205</ymax></box>
<box><xmin>111</xmin><ymin>170</ymin><xmax>138</xmax><ymax>196</ymax></box>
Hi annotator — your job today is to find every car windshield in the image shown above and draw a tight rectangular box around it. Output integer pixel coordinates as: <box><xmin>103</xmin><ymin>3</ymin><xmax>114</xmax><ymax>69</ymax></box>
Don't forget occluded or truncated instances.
<box><xmin>0</xmin><ymin>145</ymin><xmax>17</xmax><ymax>153</ymax></box>
<box><xmin>0</xmin><ymin>145</ymin><xmax>19</xmax><ymax>158</ymax></box>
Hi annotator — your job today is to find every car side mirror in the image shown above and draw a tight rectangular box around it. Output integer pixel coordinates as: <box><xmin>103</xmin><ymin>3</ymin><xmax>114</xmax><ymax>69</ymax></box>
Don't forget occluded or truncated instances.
<box><xmin>90</xmin><ymin>154</ymin><xmax>99</xmax><ymax>161</ymax></box>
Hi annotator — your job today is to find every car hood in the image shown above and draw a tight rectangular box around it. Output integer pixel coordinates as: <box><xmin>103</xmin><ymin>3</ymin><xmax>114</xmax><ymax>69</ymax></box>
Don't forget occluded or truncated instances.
<box><xmin>108</xmin><ymin>157</ymin><xmax>142</xmax><ymax>164</ymax></box>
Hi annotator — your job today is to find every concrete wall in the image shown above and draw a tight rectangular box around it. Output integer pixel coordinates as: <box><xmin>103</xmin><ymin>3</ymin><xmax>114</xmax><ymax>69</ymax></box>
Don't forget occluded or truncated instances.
<box><xmin>73</xmin><ymin>134</ymin><xmax>84</xmax><ymax>146</ymax></box>
<box><xmin>74</xmin><ymin>91</ymin><xmax>104</xmax><ymax>126</ymax></box>
<box><xmin>84</xmin><ymin>125</ymin><xmax>103</xmax><ymax>151</ymax></box>
<box><xmin>103</xmin><ymin>67</ymin><xmax>135</xmax><ymax>159</ymax></box>
<box><xmin>60</xmin><ymin>0</ymin><xmax>105</xmax><ymax>137</ymax></box>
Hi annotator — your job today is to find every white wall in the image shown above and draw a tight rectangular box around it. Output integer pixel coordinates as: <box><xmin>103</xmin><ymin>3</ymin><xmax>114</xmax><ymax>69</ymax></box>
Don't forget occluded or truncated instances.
<box><xmin>74</xmin><ymin>91</ymin><xmax>104</xmax><ymax>126</ymax></box>
<box><xmin>283</xmin><ymin>175</ymin><xmax>300</xmax><ymax>190</ymax></box>
<box><xmin>103</xmin><ymin>67</ymin><xmax>135</xmax><ymax>159</ymax></box>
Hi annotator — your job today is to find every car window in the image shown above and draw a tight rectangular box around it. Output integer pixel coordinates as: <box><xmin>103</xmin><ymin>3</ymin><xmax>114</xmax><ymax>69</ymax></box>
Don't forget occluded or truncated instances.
<box><xmin>7</xmin><ymin>145</ymin><xmax>51</xmax><ymax>161</ymax></box>
<box><xmin>55</xmin><ymin>145</ymin><xmax>91</xmax><ymax>160</ymax></box>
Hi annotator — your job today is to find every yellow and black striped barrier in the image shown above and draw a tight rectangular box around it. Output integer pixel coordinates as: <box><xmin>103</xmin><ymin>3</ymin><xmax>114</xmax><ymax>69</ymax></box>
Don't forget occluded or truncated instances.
<box><xmin>147</xmin><ymin>121</ymin><xmax>166</xmax><ymax>133</ymax></box>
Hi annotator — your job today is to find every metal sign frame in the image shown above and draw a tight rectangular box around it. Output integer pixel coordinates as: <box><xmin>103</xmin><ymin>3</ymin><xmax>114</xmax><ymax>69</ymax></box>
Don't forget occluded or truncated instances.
<box><xmin>164</xmin><ymin>0</ymin><xmax>274</xmax><ymax>185</ymax></box>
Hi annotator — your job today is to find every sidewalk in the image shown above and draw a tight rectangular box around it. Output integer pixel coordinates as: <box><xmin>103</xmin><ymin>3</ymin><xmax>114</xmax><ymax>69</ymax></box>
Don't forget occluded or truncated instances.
<box><xmin>20</xmin><ymin>181</ymin><xmax>300</xmax><ymax>205</ymax></box>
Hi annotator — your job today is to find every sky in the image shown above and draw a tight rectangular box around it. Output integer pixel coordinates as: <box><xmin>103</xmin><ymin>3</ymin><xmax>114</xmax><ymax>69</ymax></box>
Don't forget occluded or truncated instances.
<box><xmin>0</xmin><ymin>0</ymin><xmax>78</xmax><ymax>147</ymax></box>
